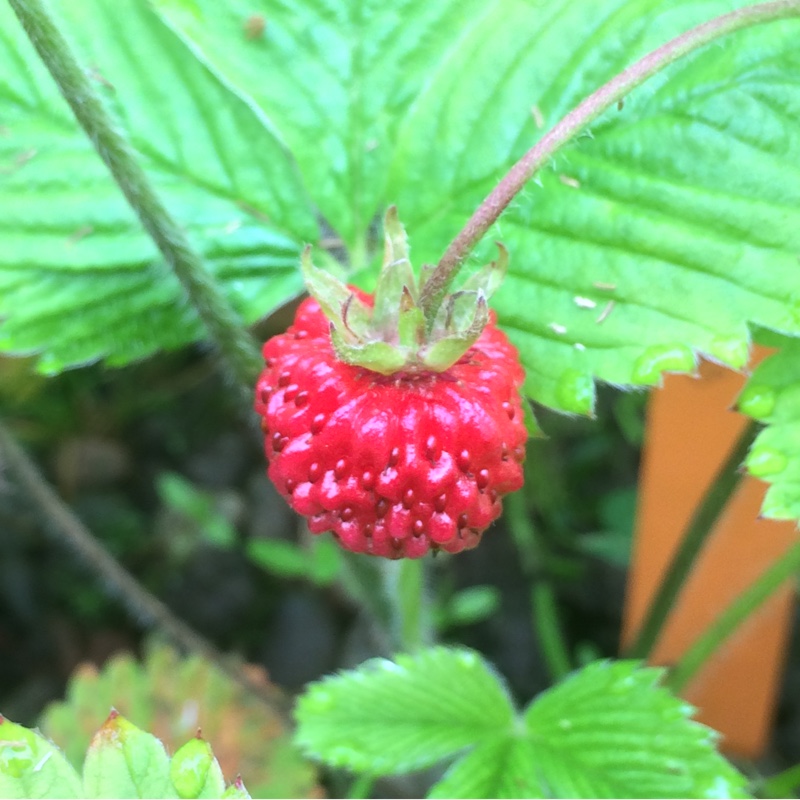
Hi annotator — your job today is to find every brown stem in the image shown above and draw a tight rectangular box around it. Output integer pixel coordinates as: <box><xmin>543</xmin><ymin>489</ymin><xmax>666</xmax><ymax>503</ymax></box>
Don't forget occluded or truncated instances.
<box><xmin>0</xmin><ymin>420</ymin><xmax>291</xmax><ymax>719</ymax></box>
<box><xmin>420</xmin><ymin>0</ymin><xmax>800</xmax><ymax>317</ymax></box>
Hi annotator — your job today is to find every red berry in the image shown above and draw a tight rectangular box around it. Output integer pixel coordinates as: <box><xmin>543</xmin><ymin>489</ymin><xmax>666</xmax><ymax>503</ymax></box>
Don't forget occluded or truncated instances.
<box><xmin>254</xmin><ymin>296</ymin><xmax>527</xmax><ymax>559</ymax></box>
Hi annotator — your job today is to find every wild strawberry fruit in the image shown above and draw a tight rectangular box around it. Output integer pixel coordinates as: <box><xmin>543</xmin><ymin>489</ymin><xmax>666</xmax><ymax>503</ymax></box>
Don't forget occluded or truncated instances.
<box><xmin>255</xmin><ymin>209</ymin><xmax>527</xmax><ymax>558</ymax></box>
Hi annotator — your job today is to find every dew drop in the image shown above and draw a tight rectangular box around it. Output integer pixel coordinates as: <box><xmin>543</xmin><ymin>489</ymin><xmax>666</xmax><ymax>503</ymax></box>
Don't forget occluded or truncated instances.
<box><xmin>631</xmin><ymin>343</ymin><xmax>694</xmax><ymax>385</ymax></box>
<box><xmin>555</xmin><ymin>369</ymin><xmax>594</xmax><ymax>415</ymax></box>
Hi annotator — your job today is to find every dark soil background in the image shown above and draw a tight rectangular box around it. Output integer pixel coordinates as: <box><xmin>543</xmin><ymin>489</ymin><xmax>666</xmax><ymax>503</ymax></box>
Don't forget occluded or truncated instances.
<box><xmin>2</xmin><ymin>328</ymin><xmax>799</xmax><ymax>793</ymax></box>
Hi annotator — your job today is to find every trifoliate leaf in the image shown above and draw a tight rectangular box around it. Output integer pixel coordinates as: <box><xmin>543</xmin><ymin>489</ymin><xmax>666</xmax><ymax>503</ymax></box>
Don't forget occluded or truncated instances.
<box><xmin>82</xmin><ymin>712</ymin><xmax>174</xmax><ymax>799</ymax></box>
<box><xmin>294</xmin><ymin>647</ymin><xmax>515</xmax><ymax>774</ymax></box>
<box><xmin>0</xmin><ymin>715</ymin><xmax>82</xmax><ymax>799</ymax></box>
<box><xmin>738</xmin><ymin>333</ymin><xmax>800</xmax><ymax>521</ymax></box>
<box><xmin>522</xmin><ymin>661</ymin><xmax>748</xmax><ymax>798</ymax></box>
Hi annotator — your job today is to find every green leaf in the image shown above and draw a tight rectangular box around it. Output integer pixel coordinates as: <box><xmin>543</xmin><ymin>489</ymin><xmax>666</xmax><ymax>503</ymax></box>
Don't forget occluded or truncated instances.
<box><xmin>428</xmin><ymin>735</ymin><xmax>547</xmax><ymax>799</ymax></box>
<box><xmin>169</xmin><ymin>737</ymin><xmax>225</xmax><ymax>799</ymax></box>
<box><xmin>152</xmin><ymin>0</ymin><xmax>490</xmax><ymax>258</ymax></box>
<box><xmin>522</xmin><ymin>661</ymin><xmax>748</xmax><ymax>798</ymax></box>
<box><xmin>389</xmin><ymin>0</ymin><xmax>800</xmax><ymax>413</ymax></box>
<box><xmin>0</xmin><ymin>0</ymin><xmax>316</xmax><ymax>372</ymax></box>
<box><xmin>0</xmin><ymin>716</ymin><xmax>82</xmax><ymax>799</ymax></box>
<box><xmin>436</xmin><ymin>586</ymin><xmax>501</xmax><ymax>630</ymax></box>
<box><xmin>40</xmin><ymin>642</ymin><xmax>320</xmax><ymax>799</ymax></box>
<box><xmin>153</xmin><ymin>0</ymin><xmax>800</xmax><ymax>415</ymax></box>
<box><xmin>294</xmin><ymin>647</ymin><xmax>515</xmax><ymax>774</ymax></box>
<box><xmin>738</xmin><ymin>334</ymin><xmax>800</xmax><ymax>521</ymax></box>
<box><xmin>82</xmin><ymin>712</ymin><xmax>175</xmax><ymax>798</ymax></box>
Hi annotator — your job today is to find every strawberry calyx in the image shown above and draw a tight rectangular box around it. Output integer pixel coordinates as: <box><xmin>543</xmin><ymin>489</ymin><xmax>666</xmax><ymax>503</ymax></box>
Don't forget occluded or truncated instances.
<box><xmin>302</xmin><ymin>207</ymin><xmax>507</xmax><ymax>375</ymax></box>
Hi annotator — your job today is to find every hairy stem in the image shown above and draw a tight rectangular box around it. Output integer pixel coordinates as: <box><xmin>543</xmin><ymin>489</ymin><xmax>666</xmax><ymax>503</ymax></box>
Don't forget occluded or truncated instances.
<box><xmin>8</xmin><ymin>0</ymin><xmax>263</xmax><ymax>397</ymax></box>
<box><xmin>506</xmin><ymin>491</ymin><xmax>572</xmax><ymax>682</ymax></box>
<box><xmin>420</xmin><ymin>0</ymin><xmax>800</xmax><ymax>317</ymax></box>
<box><xmin>627</xmin><ymin>420</ymin><xmax>760</xmax><ymax>659</ymax></box>
<box><xmin>667</xmin><ymin>542</ymin><xmax>800</xmax><ymax>693</ymax></box>
<box><xmin>0</xmin><ymin>421</ymin><xmax>289</xmax><ymax>717</ymax></box>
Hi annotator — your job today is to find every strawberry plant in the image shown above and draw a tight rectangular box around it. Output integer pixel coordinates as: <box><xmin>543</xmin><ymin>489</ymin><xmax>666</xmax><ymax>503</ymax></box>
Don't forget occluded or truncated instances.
<box><xmin>2</xmin><ymin>0</ymin><xmax>800</xmax><ymax>797</ymax></box>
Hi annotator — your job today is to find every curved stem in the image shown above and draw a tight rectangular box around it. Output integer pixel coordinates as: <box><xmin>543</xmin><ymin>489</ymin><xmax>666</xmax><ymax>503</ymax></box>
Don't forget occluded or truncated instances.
<box><xmin>0</xmin><ymin>420</ymin><xmax>290</xmax><ymax>718</ymax></box>
<box><xmin>420</xmin><ymin>0</ymin><xmax>800</xmax><ymax>317</ymax></box>
<box><xmin>667</xmin><ymin>542</ymin><xmax>800</xmax><ymax>693</ymax></box>
<box><xmin>9</xmin><ymin>0</ymin><xmax>263</xmax><ymax>397</ymax></box>
<box><xmin>626</xmin><ymin>420</ymin><xmax>760</xmax><ymax>659</ymax></box>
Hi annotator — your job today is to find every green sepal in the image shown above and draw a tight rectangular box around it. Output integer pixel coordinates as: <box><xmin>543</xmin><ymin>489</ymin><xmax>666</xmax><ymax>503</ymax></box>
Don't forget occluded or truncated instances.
<box><xmin>373</xmin><ymin>206</ymin><xmax>416</xmax><ymax>333</ymax></box>
<box><xmin>422</xmin><ymin>336</ymin><xmax>476</xmax><ymax>371</ymax></box>
<box><xmin>459</xmin><ymin>243</ymin><xmax>508</xmax><ymax>300</ymax></box>
<box><xmin>301</xmin><ymin>210</ymin><xmax>505</xmax><ymax>375</ymax></box>
<box><xmin>330</xmin><ymin>328</ymin><xmax>407</xmax><ymax>374</ymax></box>
<box><xmin>398</xmin><ymin>287</ymin><xmax>426</xmax><ymax>350</ymax></box>
<box><xmin>301</xmin><ymin>246</ymin><xmax>371</xmax><ymax>337</ymax></box>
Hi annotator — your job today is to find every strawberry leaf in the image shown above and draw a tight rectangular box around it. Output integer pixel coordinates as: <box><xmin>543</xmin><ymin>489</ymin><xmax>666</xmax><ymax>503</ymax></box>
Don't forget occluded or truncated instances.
<box><xmin>738</xmin><ymin>332</ymin><xmax>800</xmax><ymax>521</ymax></box>
<box><xmin>0</xmin><ymin>716</ymin><xmax>82</xmax><ymax>799</ymax></box>
<box><xmin>82</xmin><ymin>712</ymin><xmax>174</xmax><ymax>799</ymax></box>
<box><xmin>154</xmin><ymin>0</ymin><xmax>800</xmax><ymax>418</ymax></box>
<box><xmin>169</xmin><ymin>737</ymin><xmax>225</xmax><ymax>800</ymax></box>
<box><xmin>0</xmin><ymin>0</ymin><xmax>315</xmax><ymax>372</ymax></box>
<box><xmin>40</xmin><ymin>642</ymin><xmax>319</xmax><ymax>799</ymax></box>
<box><xmin>518</xmin><ymin>661</ymin><xmax>748</xmax><ymax>799</ymax></box>
<box><xmin>388</xmin><ymin>0</ymin><xmax>800</xmax><ymax>415</ymax></box>
<box><xmin>294</xmin><ymin>647</ymin><xmax>515</xmax><ymax>774</ymax></box>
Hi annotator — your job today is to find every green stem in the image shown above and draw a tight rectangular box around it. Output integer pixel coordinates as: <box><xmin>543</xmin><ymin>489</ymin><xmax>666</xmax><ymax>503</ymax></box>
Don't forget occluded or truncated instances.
<box><xmin>0</xmin><ymin>420</ymin><xmax>289</xmax><ymax>717</ymax></box>
<box><xmin>667</xmin><ymin>542</ymin><xmax>800</xmax><ymax>693</ymax></box>
<box><xmin>626</xmin><ymin>420</ymin><xmax>760</xmax><ymax>659</ymax></box>
<box><xmin>8</xmin><ymin>0</ymin><xmax>263</xmax><ymax>396</ymax></box>
<box><xmin>506</xmin><ymin>492</ymin><xmax>572</xmax><ymax>681</ymax></box>
<box><xmin>420</xmin><ymin>0</ymin><xmax>800</xmax><ymax>318</ymax></box>
<box><xmin>381</xmin><ymin>559</ymin><xmax>434</xmax><ymax>651</ymax></box>
<box><xmin>760</xmin><ymin>761</ymin><xmax>800</xmax><ymax>799</ymax></box>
